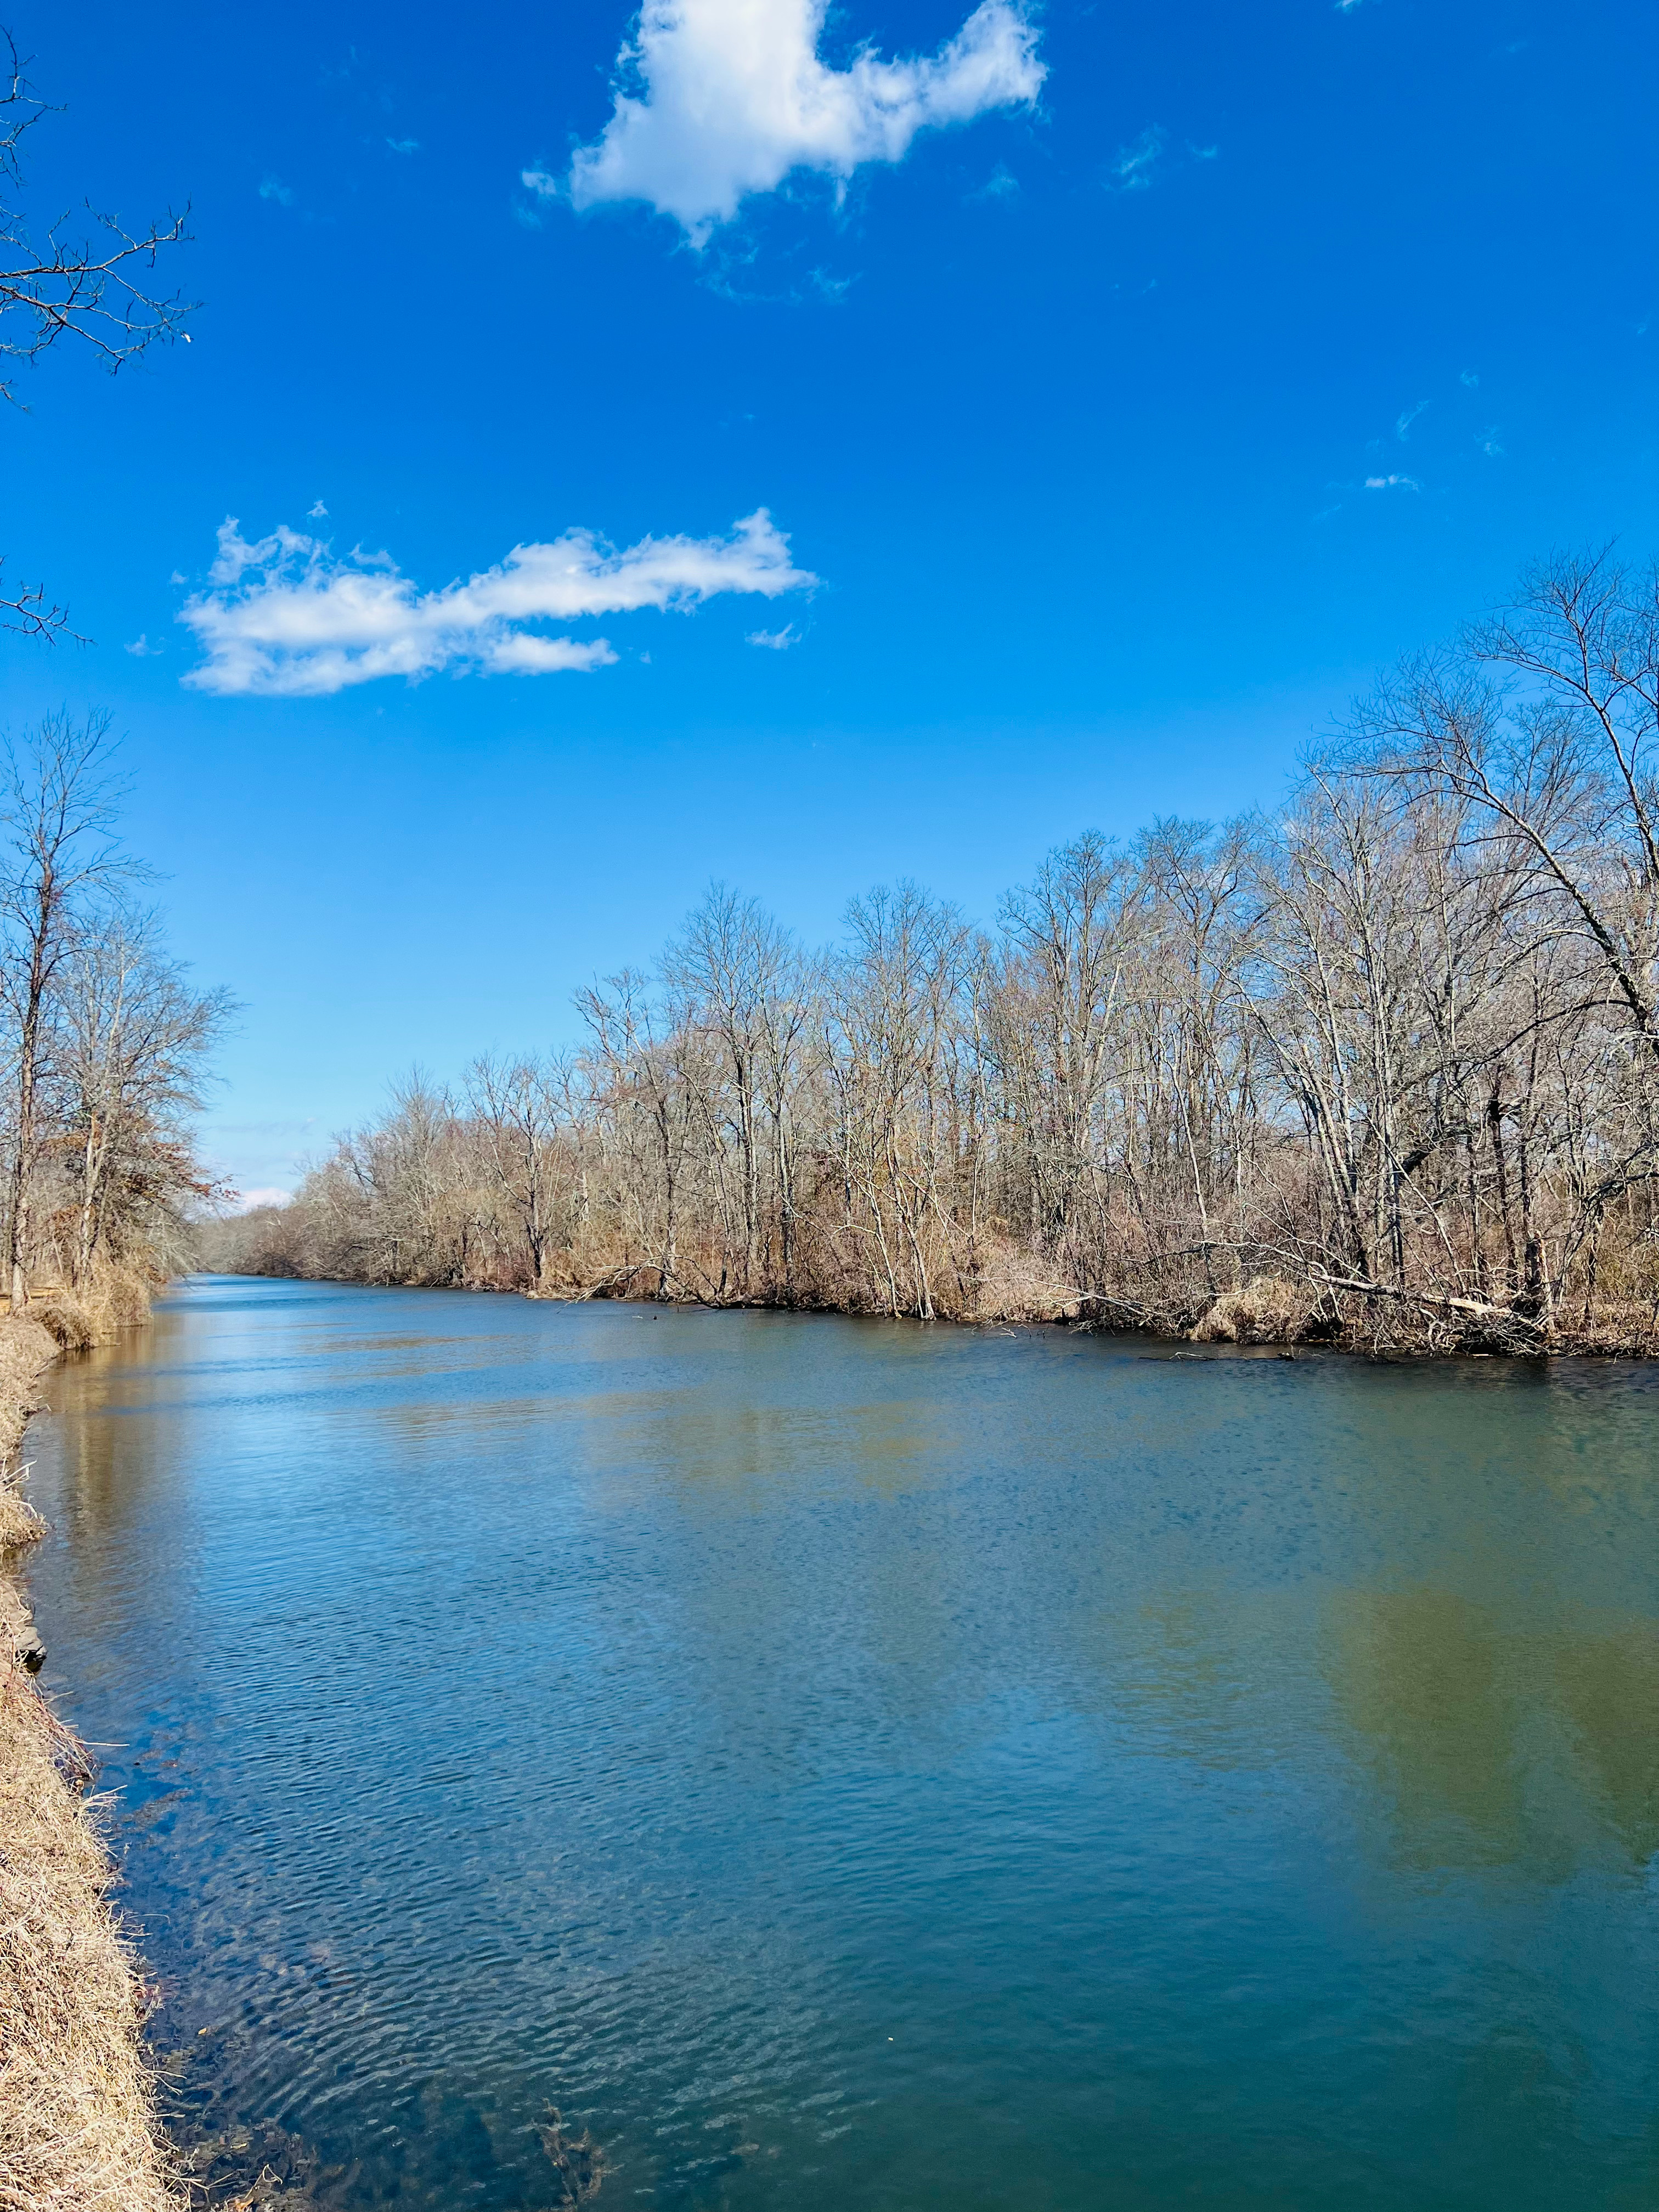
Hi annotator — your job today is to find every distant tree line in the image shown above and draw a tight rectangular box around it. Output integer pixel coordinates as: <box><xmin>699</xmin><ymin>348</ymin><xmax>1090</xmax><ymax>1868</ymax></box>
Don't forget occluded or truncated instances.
<box><xmin>0</xmin><ymin>712</ymin><xmax>229</xmax><ymax>1329</ymax></box>
<box><xmin>214</xmin><ymin>552</ymin><xmax>1659</xmax><ymax>1352</ymax></box>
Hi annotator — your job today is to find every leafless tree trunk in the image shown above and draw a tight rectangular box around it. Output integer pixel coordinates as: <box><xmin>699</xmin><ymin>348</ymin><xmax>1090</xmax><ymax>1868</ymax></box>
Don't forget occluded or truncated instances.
<box><xmin>1</xmin><ymin>713</ymin><xmax>131</xmax><ymax>1305</ymax></box>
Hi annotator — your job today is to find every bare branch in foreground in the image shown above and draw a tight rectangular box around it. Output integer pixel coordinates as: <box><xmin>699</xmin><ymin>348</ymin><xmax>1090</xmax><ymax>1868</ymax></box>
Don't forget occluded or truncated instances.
<box><xmin>1</xmin><ymin>28</ymin><xmax>195</xmax><ymax>639</ymax></box>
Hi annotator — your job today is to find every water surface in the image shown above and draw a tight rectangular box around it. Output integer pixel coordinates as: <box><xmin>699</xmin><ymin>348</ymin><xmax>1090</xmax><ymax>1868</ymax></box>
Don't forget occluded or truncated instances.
<box><xmin>24</xmin><ymin>1278</ymin><xmax>1659</xmax><ymax>2209</ymax></box>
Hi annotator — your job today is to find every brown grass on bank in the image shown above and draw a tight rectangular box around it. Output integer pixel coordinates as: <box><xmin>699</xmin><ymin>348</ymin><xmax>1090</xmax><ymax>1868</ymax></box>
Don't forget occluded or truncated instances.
<box><xmin>1190</xmin><ymin>1276</ymin><xmax>1321</xmax><ymax>1346</ymax></box>
<box><xmin>0</xmin><ymin>1317</ymin><xmax>57</xmax><ymax>1554</ymax></box>
<box><xmin>0</xmin><ymin>1307</ymin><xmax>182</xmax><ymax>2212</ymax></box>
<box><xmin>958</xmin><ymin>1238</ymin><xmax>1080</xmax><ymax>1325</ymax></box>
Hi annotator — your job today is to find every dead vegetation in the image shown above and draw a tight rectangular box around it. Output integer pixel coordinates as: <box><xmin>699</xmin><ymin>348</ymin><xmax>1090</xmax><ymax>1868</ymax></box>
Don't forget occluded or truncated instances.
<box><xmin>538</xmin><ymin>2109</ymin><xmax>606</xmax><ymax>2206</ymax></box>
<box><xmin>0</xmin><ymin>1314</ymin><xmax>53</xmax><ymax>1552</ymax></box>
<box><xmin>0</xmin><ymin>1307</ymin><xmax>182</xmax><ymax>2212</ymax></box>
<box><xmin>1190</xmin><ymin>1276</ymin><xmax>1320</xmax><ymax>1346</ymax></box>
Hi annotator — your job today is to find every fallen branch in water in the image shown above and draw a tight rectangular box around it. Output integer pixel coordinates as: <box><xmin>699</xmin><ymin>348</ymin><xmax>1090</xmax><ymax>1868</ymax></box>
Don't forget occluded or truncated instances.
<box><xmin>539</xmin><ymin>2108</ymin><xmax>606</xmax><ymax>2205</ymax></box>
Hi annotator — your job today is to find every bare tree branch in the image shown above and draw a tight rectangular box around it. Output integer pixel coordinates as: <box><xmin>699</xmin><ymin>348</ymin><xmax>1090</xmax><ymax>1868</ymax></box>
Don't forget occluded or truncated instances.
<box><xmin>1</xmin><ymin>29</ymin><xmax>195</xmax><ymax>639</ymax></box>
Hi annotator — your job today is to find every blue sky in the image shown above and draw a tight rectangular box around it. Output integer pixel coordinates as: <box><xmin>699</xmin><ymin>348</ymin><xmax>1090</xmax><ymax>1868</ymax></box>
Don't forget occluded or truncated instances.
<box><xmin>2</xmin><ymin>0</ymin><xmax>1653</xmax><ymax>1198</ymax></box>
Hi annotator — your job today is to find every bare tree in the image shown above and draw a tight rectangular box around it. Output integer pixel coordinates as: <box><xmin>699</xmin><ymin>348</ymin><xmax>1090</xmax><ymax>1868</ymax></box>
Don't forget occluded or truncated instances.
<box><xmin>0</xmin><ymin>712</ymin><xmax>134</xmax><ymax>1306</ymax></box>
<box><xmin>991</xmin><ymin>831</ymin><xmax>1135</xmax><ymax>1250</ymax></box>
<box><xmin>664</xmin><ymin>885</ymin><xmax>801</xmax><ymax>1297</ymax></box>
<box><xmin>1</xmin><ymin>30</ymin><xmax>193</xmax><ymax>636</ymax></box>
<box><xmin>466</xmin><ymin>1053</ymin><xmax>568</xmax><ymax>1290</ymax></box>
<box><xmin>61</xmin><ymin>907</ymin><xmax>232</xmax><ymax>1286</ymax></box>
<box><xmin>1354</xmin><ymin>549</ymin><xmax>1659</xmax><ymax>1065</ymax></box>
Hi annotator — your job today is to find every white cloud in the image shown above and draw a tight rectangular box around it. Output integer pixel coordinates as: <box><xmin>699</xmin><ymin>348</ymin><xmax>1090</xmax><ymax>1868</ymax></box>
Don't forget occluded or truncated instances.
<box><xmin>231</xmin><ymin>1186</ymin><xmax>295</xmax><ymax>1214</ymax></box>
<box><xmin>565</xmin><ymin>0</ymin><xmax>1045</xmax><ymax>242</ymax></box>
<box><xmin>178</xmin><ymin>511</ymin><xmax>815</xmax><ymax>697</ymax></box>
<box><xmin>307</xmin><ymin>499</ymin><xmax>329</xmax><ymax>519</ymax></box>
<box><xmin>1365</xmin><ymin>473</ymin><xmax>1420</xmax><ymax>490</ymax></box>
<box><xmin>259</xmin><ymin>174</ymin><xmax>294</xmax><ymax>206</ymax></box>
<box><xmin>124</xmin><ymin>633</ymin><xmax>164</xmax><ymax>657</ymax></box>
<box><xmin>747</xmin><ymin>622</ymin><xmax>800</xmax><ymax>648</ymax></box>
<box><xmin>386</xmin><ymin>136</ymin><xmax>420</xmax><ymax>154</ymax></box>
<box><xmin>1460</xmin><ymin>369</ymin><xmax>1480</xmax><ymax>387</ymax></box>
<box><xmin>968</xmin><ymin>160</ymin><xmax>1019</xmax><ymax>202</ymax></box>
<box><xmin>1395</xmin><ymin>399</ymin><xmax>1427</xmax><ymax>440</ymax></box>
<box><xmin>1477</xmin><ymin>426</ymin><xmax>1504</xmax><ymax>456</ymax></box>
<box><xmin>1108</xmin><ymin>126</ymin><xmax>1164</xmax><ymax>191</ymax></box>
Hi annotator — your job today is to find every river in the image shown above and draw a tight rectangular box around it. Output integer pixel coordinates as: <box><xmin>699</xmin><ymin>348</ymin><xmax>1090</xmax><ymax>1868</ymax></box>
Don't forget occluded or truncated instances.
<box><xmin>21</xmin><ymin>1276</ymin><xmax>1659</xmax><ymax>2209</ymax></box>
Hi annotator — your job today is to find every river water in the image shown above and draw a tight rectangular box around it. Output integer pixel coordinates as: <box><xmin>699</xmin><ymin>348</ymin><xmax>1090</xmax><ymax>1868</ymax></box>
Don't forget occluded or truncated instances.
<box><xmin>21</xmin><ymin>1276</ymin><xmax>1659</xmax><ymax>2209</ymax></box>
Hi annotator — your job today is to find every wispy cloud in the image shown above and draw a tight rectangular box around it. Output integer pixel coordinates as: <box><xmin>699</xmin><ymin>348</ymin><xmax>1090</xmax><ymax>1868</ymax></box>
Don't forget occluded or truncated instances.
<box><xmin>307</xmin><ymin>499</ymin><xmax>329</xmax><ymax>520</ymax></box>
<box><xmin>747</xmin><ymin>623</ymin><xmax>802</xmax><ymax>650</ymax></box>
<box><xmin>1395</xmin><ymin>399</ymin><xmax>1428</xmax><ymax>441</ymax></box>
<box><xmin>692</xmin><ymin>244</ymin><xmax>856</xmax><ymax>306</ymax></box>
<box><xmin>1365</xmin><ymin>473</ymin><xmax>1420</xmax><ymax>491</ymax></box>
<box><xmin>178</xmin><ymin>512</ymin><xmax>816</xmax><ymax>697</ymax></box>
<box><xmin>563</xmin><ymin>0</ymin><xmax>1045</xmax><ymax>244</ymax></box>
<box><xmin>124</xmin><ymin>633</ymin><xmax>164</xmax><ymax>657</ymax></box>
<box><xmin>386</xmin><ymin>136</ymin><xmax>419</xmax><ymax>154</ymax></box>
<box><xmin>1460</xmin><ymin>369</ymin><xmax>1480</xmax><ymax>387</ymax></box>
<box><xmin>1476</xmin><ymin>426</ymin><xmax>1504</xmax><ymax>456</ymax></box>
<box><xmin>258</xmin><ymin>174</ymin><xmax>294</xmax><ymax>206</ymax></box>
<box><xmin>969</xmin><ymin>160</ymin><xmax>1020</xmax><ymax>202</ymax></box>
<box><xmin>1108</xmin><ymin>126</ymin><xmax>1165</xmax><ymax>191</ymax></box>
<box><xmin>516</xmin><ymin>170</ymin><xmax>557</xmax><ymax>228</ymax></box>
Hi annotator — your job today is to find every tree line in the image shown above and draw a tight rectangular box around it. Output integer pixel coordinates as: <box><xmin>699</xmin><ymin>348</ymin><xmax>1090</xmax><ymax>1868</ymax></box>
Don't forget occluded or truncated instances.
<box><xmin>215</xmin><ymin>551</ymin><xmax>1659</xmax><ymax>1352</ymax></box>
<box><xmin>0</xmin><ymin>712</ymin><xmax>228</xmax><ymax>1331</ymax></box>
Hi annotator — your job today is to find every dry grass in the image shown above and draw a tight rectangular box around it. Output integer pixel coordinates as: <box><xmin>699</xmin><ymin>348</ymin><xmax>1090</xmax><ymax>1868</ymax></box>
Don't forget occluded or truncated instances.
<box><xmin>5</xmin><ymin>1267</ymin><xmax>155</xmax><ymax>1358</ymax></box>
<box><xmin>22</xmin><ymin>1299</ymin><xmax>95</xmax><ymax>1353</ymax></box>
<box><xmin>0</xmin><ymin>1317</ymin><xmax>58</xmax><ymax>1459</ymax></box>
<box><xmin>74</xmin><ymin>1267</ymin><xmax>156</xmax><ymax>1340</ymax></box>
<box><xmin>961</xmin><ymin>1238</ymin><xmax>1079</xmax><ymax>1324</ymax></box>
<box><xmin>0</xmin><ymin>1486</ymin><xmax>45</xmax><ymax>1551</ymax></box>
<box><xmin>0</xmin><ymin>1312</ymin><xmax>183</xmax><ymax>2212</ymax></box>
<box><xmin>0</xmin><ymin>1318</ymin><xmax>57</xmax><ymax>1555</ymax></box>
<box><xmin>1191</xmin><ymin>1276</ymin><xmax>1320</xmax><ymax>1346</ymax></box>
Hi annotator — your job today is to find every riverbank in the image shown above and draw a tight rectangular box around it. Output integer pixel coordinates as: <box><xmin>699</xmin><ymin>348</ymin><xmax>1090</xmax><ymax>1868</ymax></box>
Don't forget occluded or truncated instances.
<box><xmin>205</xmin><ymin>1226</ymin><xmax>1659</xmax><ymax>1359</ymax></box>
<box><xmin>0</xmin><ymin>1305</ymin><xmax>182</xmax><ymax>2212</ymax></box>
<box><xmin>567</xmin><ymin>1276</ymin><xmax>1654</xmax><ymax>1357</ymax></box>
